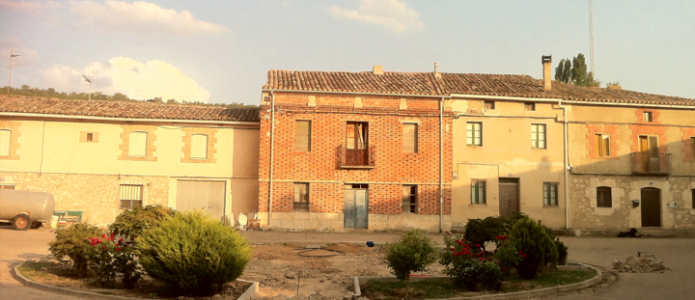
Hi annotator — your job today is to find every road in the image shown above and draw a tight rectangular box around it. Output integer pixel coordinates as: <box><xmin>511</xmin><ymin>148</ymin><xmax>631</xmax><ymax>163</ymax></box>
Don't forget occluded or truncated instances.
<box><xmin>1</xmin><ymin>227</ymin><xmax>694</xmax><ymax>299</ymax></box>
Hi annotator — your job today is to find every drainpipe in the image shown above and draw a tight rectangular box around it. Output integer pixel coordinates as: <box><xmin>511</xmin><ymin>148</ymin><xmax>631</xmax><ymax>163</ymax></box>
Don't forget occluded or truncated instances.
<box><xmin>268</xmin><ymin>91</ymin><xmax>275</xmax><ymax>226</ymax></box>
<box><xmin>440</xmin><ymin>97</ymin><xmax>444</xmax><ymax>233</ymax></box>
<box><xmin>558</xmin><ymin>100</ymin><xmax>570</xmax><ymax>229</ymax></box>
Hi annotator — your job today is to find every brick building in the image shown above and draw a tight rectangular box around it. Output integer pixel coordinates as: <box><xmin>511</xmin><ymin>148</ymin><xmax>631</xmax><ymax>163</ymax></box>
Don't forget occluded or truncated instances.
<box><xmin>258</xmin><ymin>68</ymin><xmax>453</xmax><ymax>231</ymax></box>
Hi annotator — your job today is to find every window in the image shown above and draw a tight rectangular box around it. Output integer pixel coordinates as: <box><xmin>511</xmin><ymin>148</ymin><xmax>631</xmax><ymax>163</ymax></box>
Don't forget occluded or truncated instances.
<box><xmin>691</xmin><ymin>137</ymin><xmax>695</xmax><ymax>159</ymax></box>
<box><xmin>0</xmin><ymin>129</ymin><xmax>10</xmax><ymax>157</ymax></box>
<box><xmin>595</xmin><ymin>134</ymin><xmax>610</xmax><ymax>157</ymax></box>
<box><xmin>643</xmin><ymin>111</ymin><xmax>653</xmax><ymax>122</ymax></box>
<box><xmin>0</xmin><ymin>184</ymin><xmax>15</xmax><ymax>189</ymax></box>
<box><xmin>692</xmin><ymin>189</ymin><xmax>695</xmax><ymax>210</ymax></box>
<box><xmin>295</xmin><ymin>120</ymin><xmax>311</xmax><ymax>152</ymax></box>
<box><xmin>466</xmin><ymin>122</ymin><xmax>482</xmax><ymax>146</ymax></box>
<box><xmin>471</xmin><ymin>179</ymin><xmax>486</xmax><ymax>204</ymax></box>
<box><xmin>402</xmin><ymin>185</ymin><xmax>417</xmax><ymax>213</ymax></box>
<box><xmin>120</xmin><ymin>184</ymin><xmax>143</xmax><ymax>209</ymax></box>
<box><xmin>86</xmin><ymin>133</ymin><xmax>93</xmax><ymax>142</ymax></box>
<box><xmin>191</xmin><ymin>134</ymin><xmax>208</xmax><ymax>159</ymax></box>
<box><xmin>293</xmin><ymin>183</ymin><xmax>309</xmax><ymax>212</ymax></box>
<box><xmin>346</xmin><ymin>122</ymin><xmax>369</xmax><ymax>165</ymax></box>
<box><xmin>597</xmin><ymin>187</ymin><xmax>612</xmax><ymax>208</ymax></box>
<box><xmin>403</xmin><ymin>123</ymin><xmax>418</xmax><ymax>153</ymax></box>
<box><xmin>543</xmin><ymin>182</ymin><xmax>558</xmax><ymax>206</ymax></box>
<box><xmin>128</xmin><ymin>131</ymin><xmax>147</xmax><ymax>157</ymax></box>
<box><xmin>484</xmin><ymin>101</ymin><xmax>495</xmax><ymax>110</ymax></box>
<box><xmin>524</xmin><ymin>102</ymin><xmax>536</xmax><ymax>111</ymax></box>
<box><xmin>531</xmin><ymin>124</ymin><xmax>546</xmax><ymax>149</ymax></box>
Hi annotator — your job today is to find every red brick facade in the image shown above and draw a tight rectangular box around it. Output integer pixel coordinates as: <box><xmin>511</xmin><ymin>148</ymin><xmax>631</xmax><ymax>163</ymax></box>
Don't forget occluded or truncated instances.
<box><xmin>258</xmin><ymin>92</ymin><xmax>452</xmax><ymax>220</ymax></box>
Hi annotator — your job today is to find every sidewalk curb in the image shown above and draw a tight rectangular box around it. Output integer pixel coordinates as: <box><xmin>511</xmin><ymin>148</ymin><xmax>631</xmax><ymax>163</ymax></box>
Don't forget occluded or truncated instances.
<box><xmin>354</xmin><ymin>261</ymin><xmax>605</xmax><ymax>300</ymax></box>
<box><xmin>12</xmin><ymin>260</ymin><xmax>259</xmax><ymax>300</ymax></box>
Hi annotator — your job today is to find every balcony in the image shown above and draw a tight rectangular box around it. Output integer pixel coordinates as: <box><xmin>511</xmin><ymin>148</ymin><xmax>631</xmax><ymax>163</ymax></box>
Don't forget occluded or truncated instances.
<box><xmin>631</xmin><ymin>153</ymin><xmax>670</xmax><ymax>176</ymax></box>
<box><xmin>338</xmin><ymin>145</ymin><xmax>376</xmax><ymax>169</ymax></box>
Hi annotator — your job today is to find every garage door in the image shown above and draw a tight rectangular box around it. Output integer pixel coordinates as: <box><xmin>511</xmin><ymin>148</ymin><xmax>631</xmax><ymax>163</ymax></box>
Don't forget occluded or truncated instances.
<box><xmin>176</xmin><ymin>180</ymin><xmax>226</xmax><ymax>221</ymax></box>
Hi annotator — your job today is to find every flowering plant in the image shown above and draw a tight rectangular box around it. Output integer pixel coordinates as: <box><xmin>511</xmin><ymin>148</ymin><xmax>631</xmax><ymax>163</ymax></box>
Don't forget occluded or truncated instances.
<box><xmin>440</xmin><ymin>232</ymin><xmax>502</xmax><ymax>291</ymax></box>
<box><xmin>88</xmin><ymin>233</ymin><xmax>142</xmax><ymax>288</ymax></box>
<box><xmin>493</xmin><ymin>235</ymin><xmax>523</xmax><ymax>274</ymax></box>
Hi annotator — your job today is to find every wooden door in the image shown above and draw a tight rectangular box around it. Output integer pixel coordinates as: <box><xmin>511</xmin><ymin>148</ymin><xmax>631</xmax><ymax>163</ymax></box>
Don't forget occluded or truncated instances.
<box><xmin>499</xmin><ymin>178</ymin><xmax>520</xmax><ymax>217</ymax></box>
<box><xmin>346</xmin><ymin>122</ymin><xmax>368</xmax><ymax>165</ymax></box>
<box><xmin>177</xmin><ymin>180</ymin><xmax>226</xmax><ymax>221</ymax></box>
<box><xmin>641</xmin><ymin>188</ymin><xmax>661</xmax><ymax>227</ymax></box>
<box><xmin>344</xmin><ymin>188</ymin><xmax>369</xmax><ymax>229</ymax></box>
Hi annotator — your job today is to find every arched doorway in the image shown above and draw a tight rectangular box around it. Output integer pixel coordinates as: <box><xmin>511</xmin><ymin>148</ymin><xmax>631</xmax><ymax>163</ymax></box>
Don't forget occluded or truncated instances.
<box><xmin>640</xmin><ymin>187</ymin><xmax>661</xmax><ymax>227</ymax></box>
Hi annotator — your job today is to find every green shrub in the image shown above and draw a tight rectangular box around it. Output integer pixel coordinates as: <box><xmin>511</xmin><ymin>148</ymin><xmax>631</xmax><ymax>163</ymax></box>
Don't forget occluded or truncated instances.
<box><xmin>385</xmin><ymin>230</ymin><xmax>438</xmax><ymax>295</ymax></box>
<box><xmin>440</xmin><ymin>232</ymin><xmax>502</xmax><ymax>291</ymax></box>
<box><xmin>109</xmin><ymin>205</ymin><xmax>176</xmax><ymax>239</ymax></box>
<box><xmin>48</xmin><ymin>223</ymin><xmax>103</xmax><ymax>276</ymax></box>
<box><xmin>137</xmin><ymin>211</ymin><xmax>250</xmax><ymax>296</ymax></box>
<box><xmin>509</xmin><ymin>218</ymin><xmax>558</xmax><ymax>279</ymax></box>
<box><xmin>493</xmin><ymin>238</ymin><xmax>523</xmax><ymax>275</ymax></box>
<box><xmin>463</xmin><ymin>213</ymin><xmax>527</xmax><ymax>249</ymax></box>
<box><xmin>88</xmin><ymin>233</ymin><xmax>142</xmax><ymax>288</ymax></box>
<box><xmin>555</xmin><ymin>238</ymin><xmax>568</xmax><ymax>257</ymax></box>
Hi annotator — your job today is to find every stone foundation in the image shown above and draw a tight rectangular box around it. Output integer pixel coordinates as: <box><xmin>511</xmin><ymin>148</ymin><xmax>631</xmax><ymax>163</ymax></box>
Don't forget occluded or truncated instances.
<box><xmin>258</xmin><ymin>212</ymin><xmax>451</xmax><ymax>232</ymax></box>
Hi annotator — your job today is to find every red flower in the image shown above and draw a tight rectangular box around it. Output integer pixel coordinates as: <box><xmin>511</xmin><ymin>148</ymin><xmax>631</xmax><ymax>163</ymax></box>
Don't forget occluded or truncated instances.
<box><xmin>102</xmin><ymin>234</ymin><xmax>106</xmax><ymax>238</ymax></box>
<box><xmin>475</xmin><ymin>244</ymin><xmax>481</xmax><ymax>248</ymax></box>
<box><xmin>503</xmin><ymin>266</ymin><xmax>507</xmax><ymax>271</ymax></box>
<box><xmin>522</xmin><ymin>253</ymin><xmax>527</xmax><ymax>258</ymax></box>
<box><xmin>450</xmin><ymin>247</ymin><xmax>455</xmax><ymax>251</ymax></box>
<box><xmin>118</xmin><ymin>238</ymin><xmax>124</xmax><ymax>243</ymax></box>
<box><xmin>479</xmin><ymin>257</ymin><xmax>485</xmax><ymax>261</ymax></box>
<box><xmin>456</xmin><ymin>240</ymin><xmax>463</xmax><ymax>246</ymax></box>
<box><xmin>494</xmin><ymin>249</ymin><xmax>498</xmax><ymax>253</ymax></box>
<box><xmin>116</xmin><ymin>247</ymin><xmax>122</xmax><ymax>252</ymax></box>
<box><xmin>101</xmin><ymin>246</ymin><xmax>106</xmax><ymax>250</ymax></box>
<box><xmin>445</xmin><ymin>231</ymin><xmax>450</xmax><ymax>235</ymax></box>
<box><xmin>519</xmin><ymin>251</ymin><xmax>523</xmax><ymax>255</ymax></box>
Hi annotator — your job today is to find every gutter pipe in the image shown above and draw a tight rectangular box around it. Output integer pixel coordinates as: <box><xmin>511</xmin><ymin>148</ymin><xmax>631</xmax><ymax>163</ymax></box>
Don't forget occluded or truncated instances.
<box><xmin>440</xmin><ymin>97</ymin><xmax>444</xmax><ymax>233</ymax></box>
<box><xmin>268</xmin><ymin>91</ymin><xmax>275</xmax><ymax>226</ymax></box>
<box><xmin>558</xmin><ymin>100</ymin><xmax>570</xmax><ymax>229</ymax></box>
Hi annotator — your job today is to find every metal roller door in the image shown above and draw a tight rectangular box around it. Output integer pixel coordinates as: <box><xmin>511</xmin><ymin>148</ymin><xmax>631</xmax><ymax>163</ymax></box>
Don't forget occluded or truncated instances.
<box><xmin>176</xmin><ymin>180</ymin><xmax>226</xmax><ymax>221</ymax></box>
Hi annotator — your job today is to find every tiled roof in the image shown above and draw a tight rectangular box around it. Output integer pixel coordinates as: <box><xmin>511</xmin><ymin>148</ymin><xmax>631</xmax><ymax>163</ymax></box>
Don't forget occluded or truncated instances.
<box><xmin>0</xmin><ymin>96</ymin><xmax>260</xmax><ymax>122</ymax></box>
<box><xmin>263</xmin><ymin>70</ymin><xmax>447</xmax><ymax>95</ymax></box>
<box><xmin>265</xmin><ymin>70</ymin><xmax>695</xmax><ymax>106</ymax></box>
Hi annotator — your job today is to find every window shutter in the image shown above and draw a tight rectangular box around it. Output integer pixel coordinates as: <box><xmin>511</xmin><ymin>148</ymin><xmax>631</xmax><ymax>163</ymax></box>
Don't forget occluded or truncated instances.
<box><xmin>296</xmin><ymin>121</ymin><xmax>311</xmax><ymax>152</ymax></box>
<box><xmin>128</xmin><ymin>131</ymin><xmax>147</xmax><ymax>156</ymax></box>
<box><xmin>402</xmin><ymin>186</ymin><xmax>411</xmax><ymax>213</ymax></box>
<box><xmin>602</xmin><ymin>135</ymin><xmax>610</xmax><ymax>156</ymax></box>
<box><xmin>346</xmin><ymin>123</ymin><xmax>355</xmax><ymax>150</ymax></box>
<box><xmin>648</xmin><ymin>136</ymin><xmax>658</xmax><ymax>157</ymax></box>
<box><xmin>403</xmin><ymin>124</ymin><xmax>417</xmax><ymax>153</ymax></box>
<box><xmin>0</xmin><ymin>129</ymin><xmax>10</xmax><ymax>157</ymax></box>
<box><xmin>191</xmin><ymin>134</ymin><xmax>208</xmax><ymax>159</ymax></box>
<box><xmin>538</xmin><ymin>125</ymin><xmax>546</xmax><ymax>149</ymax></box>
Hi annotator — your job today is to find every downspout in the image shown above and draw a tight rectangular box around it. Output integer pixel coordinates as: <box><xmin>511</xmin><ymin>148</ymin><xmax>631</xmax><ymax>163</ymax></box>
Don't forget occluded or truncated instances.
<box><xmin>558</xmin><ymin>100</ymin><xmax>570</xmax><ymax>229</ymax></box>
<box><xmin>268</xmin><ymin>91</ymin><xmax>275</xmax><ymax>226</ymax></box>
<box><xmin>440</xmin><ymin>97</ymin><xmax>444</xmax><ymax>233</ymax></box>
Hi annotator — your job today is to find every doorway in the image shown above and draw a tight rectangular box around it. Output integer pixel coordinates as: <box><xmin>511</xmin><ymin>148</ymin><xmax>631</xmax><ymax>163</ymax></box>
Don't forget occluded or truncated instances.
<box><xmin>640</xmin><ymin>188</ymin><xmax>661</xmax><ymax>227</ymax></box>
<box><xmin>344</xmin><ymin>184</ymin><xmax>368</xmax><ymax>229</ymax></box>
<box><xmin>638</xmin><ymin>136</ymin><xmax>659</xmax><ymax>172</ymax></box>
<box><xmin>176</xmin><ymin>180</ymin><xmax>226</xmax><ymax>222</ymax></box>
<box><xmin>346</xmin><ymin>122</ymin><xmax>369</xmax><ymax>166</ymax></box>
<box><xmin>499</xmin><ymin>178</ymin><xmax>520</xmax><ymax>217</ymax></box>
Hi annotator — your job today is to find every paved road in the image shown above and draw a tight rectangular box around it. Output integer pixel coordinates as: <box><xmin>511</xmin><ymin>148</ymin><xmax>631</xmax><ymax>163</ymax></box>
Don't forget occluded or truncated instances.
<box><xmin>2</xmin><ymin>227</ymin><xmax>694</xmax><ymax>299</ymax></box>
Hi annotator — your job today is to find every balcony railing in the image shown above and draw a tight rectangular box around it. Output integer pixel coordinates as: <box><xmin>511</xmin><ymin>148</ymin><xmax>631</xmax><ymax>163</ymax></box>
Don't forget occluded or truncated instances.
<box><xmin>337</xmin><ymin>145</ymin><xmax>376</xmax><ymax>169</ymax></box>
<box><xmin>631</xmin><ymin>153</ymin><xmax>670</xmax><ymax>176</ymax></box>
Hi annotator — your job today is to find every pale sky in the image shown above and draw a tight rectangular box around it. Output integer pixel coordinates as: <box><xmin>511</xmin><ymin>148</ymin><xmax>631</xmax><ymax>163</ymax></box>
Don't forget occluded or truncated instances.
<box><xmin>1</xmin><ymin>0</ymin><xmax>693</xmax><ymax>104</ymax></box>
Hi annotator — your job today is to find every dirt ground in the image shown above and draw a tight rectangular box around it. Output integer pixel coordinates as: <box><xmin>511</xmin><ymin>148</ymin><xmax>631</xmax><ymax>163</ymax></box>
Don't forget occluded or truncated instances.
<box><xmin>244</xmin><ymin>242</ymin><xmax>445</xmax><ymax>299</ymax></box>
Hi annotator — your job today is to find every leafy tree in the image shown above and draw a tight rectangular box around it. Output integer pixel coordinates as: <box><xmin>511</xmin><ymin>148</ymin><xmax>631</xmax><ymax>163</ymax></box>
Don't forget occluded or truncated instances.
<box><xmin>385</xmin><ymin>230</ymin><xmax>438</xmax><ymax>296</ymax></box>
<box><xmin>571</xmin><ymin>54</ymin><xmax>589</xmax><ymax>86</ymax></box>
<box><xmin>554</xmin><ymin>53</ymin><xmax>602</xmax><ymax>87</ymax></box>
<box><xmin>554</xmin><ymin>59</ymin><xmax>571</xmax><ymax>83</ymax></box>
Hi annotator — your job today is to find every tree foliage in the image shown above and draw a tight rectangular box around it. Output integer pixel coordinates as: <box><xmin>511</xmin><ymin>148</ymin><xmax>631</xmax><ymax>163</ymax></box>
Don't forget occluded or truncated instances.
<box><xmin>554</xmin><ymin>53</ymin><xmax>603</xmax><ymax>87</ymax></box>
<box><xmin>509</xmin><ymin>218</ymin><xmax>558</xmax><ymax>279</ymax></box>
<box><xmin>385</xmin><ymin>229</ymin><xmax>438</xmax><ymax>295</ymax></box>
<box><xmin>109</xmin><ymin>204</ymin><xmax>176</xmax><ymax>239</ymax></box>
<box><xmin>48</xmin><ymin>223</ymin><xmax>103</xmax><ymax>276</ymax></box>
<box><xmin>554</xmin><ymin>59</ymin><xmax>571</xmax><ymax>83</ymax></box>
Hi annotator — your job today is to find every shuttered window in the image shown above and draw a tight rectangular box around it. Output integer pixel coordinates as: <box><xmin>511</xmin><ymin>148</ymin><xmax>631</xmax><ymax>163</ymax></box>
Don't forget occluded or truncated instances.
<box><xmin>484</xmin><ymin>101</ymin><xmax>495</xmax><ymax>110</ymax></box>
<box><xmin>595</xmin><ymin>134</ymin><xmax>610</xmax><ymax>157</ymax></box>
<box><xmin>525</xmin><ymin>102</ymin><xmax>536</xmax><ymax>111</ymax></box>
<box><xmin>402</xmin><ymin>185</ymin><xmax>417</xmax><ymax>213</ymax></box>
<box><xmin>0</xmin><ymin>129</ymin><xmax>10</xmax><ymax>157</ymax></box>
<box><xmin>471</xmin><ymin>179</ymin><xmax>486</xmax><ymax>204</ymax></box>
<box><xmin>191</xmin><ymin>134</ymin><xmax>208</xmax><ymax>159</ymax></box>
<box><xmin>128</xmin><ymin>131</ymin><xmax>148</xmax><ymax>157</ymax></box>
<box><xmin>597</xmin><ymin>187</ymin><xmax>612</xmax><ymax>208</ymax></box>
<box><xmin>293</xmin><ymin>183</ymin><xmax>309</xmax><ymax>212</ymax></box>
<box><xmin>466</xmin><ymin>122</ymin><xmax>482</xmax><ymax>146</ymax></box>
<box><xmin>120</xmin><ymin>184</ymin><xmax>143</xmax><ymax>209</ymax></box>
<box><xmin>531</xmin><ymin>124</ymin><xmax>546</xmax><ymax>149</ymax></box>
<box><xmin>296</xmin><ymin>120</ymin><xmax>311</xmax><ymax>152</ymax></box>
<box><xmin>643</xmin><ymin>111</ymin><xmax>653</xmax><ymax>122</ymax></box>
<box><xmin>403</xmin><ymin>123</ymin><xmax>418</xmax><ymax>153</ymax></box>
<box><xmin>543</xmin><ymin>182</ymin><xmax>558</xmax><ymax>206</ymax></box>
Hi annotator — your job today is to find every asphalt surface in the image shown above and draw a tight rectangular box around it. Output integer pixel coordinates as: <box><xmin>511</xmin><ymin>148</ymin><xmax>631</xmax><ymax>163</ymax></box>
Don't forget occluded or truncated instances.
<box><xmin>1</xmin><ymin>226</ymin><xmax>694</xmax><ymax>299</ymax></box>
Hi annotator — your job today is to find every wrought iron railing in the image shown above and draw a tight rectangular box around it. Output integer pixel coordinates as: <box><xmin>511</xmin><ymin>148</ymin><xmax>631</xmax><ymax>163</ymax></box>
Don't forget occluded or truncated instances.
<box><xmin>631</xmin><ymin>153</ymin><xmax>670</xmax><ymax>175</ymax></box>
<box><xmin>337</xmin><ymin>145</ymin><xmax>376</xmax><ymax>167</ymax></box>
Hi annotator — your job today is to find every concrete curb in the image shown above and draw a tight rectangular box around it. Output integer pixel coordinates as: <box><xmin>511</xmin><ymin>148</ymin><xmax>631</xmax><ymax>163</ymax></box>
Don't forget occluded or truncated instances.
<box><xmin>12</xmin><ymin>260</ymin><xmax>259</xmax><ymax>300</ymax></box>
<box><xmin>354</xmin><ymin>261</ymin><xmax>604</xmax><ymax>300</ymax></box>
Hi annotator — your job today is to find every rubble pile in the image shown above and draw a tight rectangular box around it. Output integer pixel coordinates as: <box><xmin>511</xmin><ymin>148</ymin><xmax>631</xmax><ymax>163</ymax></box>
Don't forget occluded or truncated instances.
<box><xmin>612</xmin><ymin>256</ymin><xmax>670</xmax><ymax>273</ymax></box>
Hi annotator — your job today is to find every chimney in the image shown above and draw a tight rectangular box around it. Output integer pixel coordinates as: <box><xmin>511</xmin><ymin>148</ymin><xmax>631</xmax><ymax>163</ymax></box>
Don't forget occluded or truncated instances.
<box><xmin>608</xmin><ymin>85</ymin><xmax>622</xmax><ymax>90</ymax></box>
<box><xmin>372</xmin><ymin>65</ymin><xmax>383</xmax><ymax>75</ymax></box>
<box><xmin>542</xmin><ymin>55</ymin><xmax>552</xmax><ymax>91</ymax></box>
<box><xmin>434</xmin><ymin>62</ymin><xmax>441</xmax><ymax>79</ymax></box>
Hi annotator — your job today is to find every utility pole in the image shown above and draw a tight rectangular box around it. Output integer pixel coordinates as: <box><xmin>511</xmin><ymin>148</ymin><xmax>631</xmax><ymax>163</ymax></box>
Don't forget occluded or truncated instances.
<box><xmin>588</xmin><ymin>0</ymin><xmax>595</xmax><ymax>76</ymax></box>
<box><xmin>7</xmin><ymin>49</ymin><xmax>20</xmax><ymax>94</ymax></box>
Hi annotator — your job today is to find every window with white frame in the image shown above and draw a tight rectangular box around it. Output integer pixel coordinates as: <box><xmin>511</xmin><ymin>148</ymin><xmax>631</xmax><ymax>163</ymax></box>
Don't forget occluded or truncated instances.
<box><xmin>531</xmin><ymin>124</ymin><xmax>546</xmax><ymax>149</ymax></box>
<box><xmin>191</xmin><ymin>134</ymin><xmax>208</xmax><ymax>159</ymax></box>
<box><xmin>471</xmin><ymin>179</ymin><xmax>486</xmax><ymax>204</ymax></box>
<box><xmin>543</xmin><ymin>182</ymin><xmax>558</xmax><ymax>206</ymax></box>
<box><xmin>128</xmin><ymin>131</ymin><xmax>147</xmax><ymax>157</ymax></box>
<box><xmin>120</xmin><ymin>184</ymin><xmax>143</xmax><ymax>209</ymax></box>
<box><xmin>466</xmin><ymin>122</ymin><xmax>482</xmax><ymax>146</ymax></box>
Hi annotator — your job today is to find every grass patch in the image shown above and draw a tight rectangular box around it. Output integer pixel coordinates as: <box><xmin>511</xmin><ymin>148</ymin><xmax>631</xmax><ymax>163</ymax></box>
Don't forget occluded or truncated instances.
<box><xmin>18</xmin><ymin>261</ymin><xmax>51</xmax><ymax>279</ymax></box>
<box><xmin>361</xmin><ymin>269</ymin><xmax>598</xmax><ymax>299</ymax></box>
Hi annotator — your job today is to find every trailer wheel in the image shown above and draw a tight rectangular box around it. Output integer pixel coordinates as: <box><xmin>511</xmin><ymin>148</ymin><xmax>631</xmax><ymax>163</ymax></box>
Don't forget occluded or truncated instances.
<box><xmin>12</xmin><ymin>214</ymin><xmax>31</xmax><ymax>231</ymax></box>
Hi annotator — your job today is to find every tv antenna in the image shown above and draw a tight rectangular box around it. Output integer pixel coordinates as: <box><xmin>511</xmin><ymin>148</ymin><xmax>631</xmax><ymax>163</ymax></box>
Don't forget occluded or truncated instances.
<box><xmin>588</xmin><ymin>0</ymin><xmax>595</xmax><ymax>76</ymax></box>
<box><xmin>82</xmin><ymin>75</ymin><xmax>92</xmax><ymax>100</ymax></box>
<box><xmin>6</xmin><ymin>49</ymin><xmax>20</xmax><ymax>94</ymax></box>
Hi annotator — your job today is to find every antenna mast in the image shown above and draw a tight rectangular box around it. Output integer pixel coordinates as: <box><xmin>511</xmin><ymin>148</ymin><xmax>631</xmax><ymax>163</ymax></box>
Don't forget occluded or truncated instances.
<box><xmin>82</xmin><ymin>75</ymin><xmax>92</xmax><ymax>100</ymax></box>
<box><xmin>588</xmin><ymin>0</ymin><xmax>595</xmax><ymax>76</ymax></box>
<box><xmin>7</xmin><ymin>49</ymin><xmax>21</xmax><ymax>94</ymax></box>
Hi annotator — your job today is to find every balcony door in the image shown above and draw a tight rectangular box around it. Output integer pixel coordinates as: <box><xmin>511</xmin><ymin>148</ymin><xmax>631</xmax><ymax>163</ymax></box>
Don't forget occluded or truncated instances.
<box><xmin>639</xmin><ymin>136</ymin><xmax>659</xmax><ymax>172</ymax></box>
<box><xmin>346</xmin><ymin>122</ymin><xmax>369</xmax><ymax>166</ymax></box>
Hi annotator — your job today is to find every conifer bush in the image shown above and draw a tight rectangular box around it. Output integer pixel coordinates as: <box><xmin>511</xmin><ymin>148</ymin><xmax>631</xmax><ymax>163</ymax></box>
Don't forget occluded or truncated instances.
<box><xmin>137</xmin><ymin>211</ymin><xmax>250</xmax><ymax>296</ymax></box>
<box><xmin>509</xmin><ymin>217</ymin><xmax>558</xmax><ymax>279</ymax></box>
<box><xmin>385</xmin><ymin>229</ymin><xmax>438</xmax><ymax>296</ymax></box>
<box><xmin>48</xmin><ymin>223</ymin><xmax>103</xmax><ymax>276</ymax></box>
<box><xmin>109</xmin><ymin>205</ymin><xmax>176</xmax><ymax>239</ymax></box>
